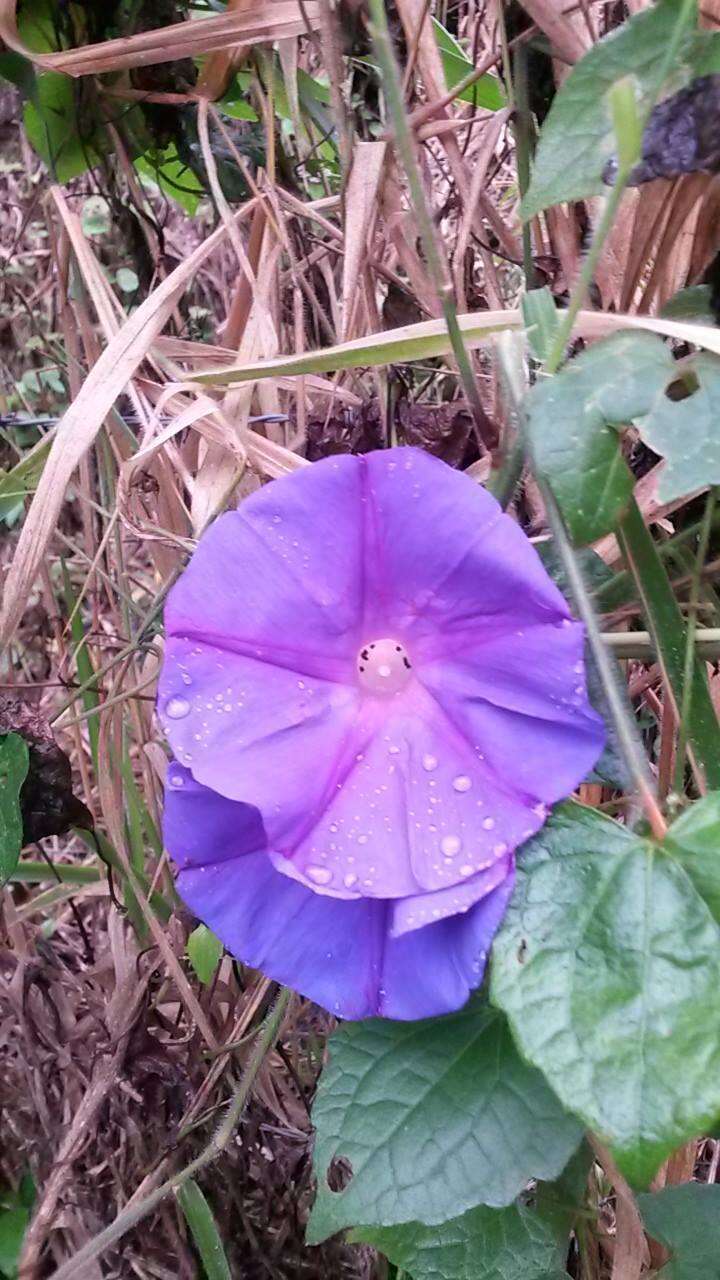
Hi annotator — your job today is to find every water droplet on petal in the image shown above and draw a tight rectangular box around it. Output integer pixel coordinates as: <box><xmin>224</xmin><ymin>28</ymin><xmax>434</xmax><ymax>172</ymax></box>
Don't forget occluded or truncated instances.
<box><xmin>307</xmin><ymin>865</ymin><xmax>333</xmax><ymax>886</ymax></box>
<box><xmin>168</xmin><ymin>770</ymin><xmax>185</xmax><ymax>789</ymax></box>
<box><xmin>441</xmin><ymin>835</ymin><xmax>462</xmax><ymax>857</ymax></box>
<box><xmin>357</xmin><ymin>834</ymin><xmax>369</xmax><ymax>845</ymax></box>
<box><xmin>452</xmin><ymin>775</ymin><xmax>472</xmax><ymax>793</ymax></box>
<box><xmin>482</xmin><ymin>816</ymin><xmax>495</xmax><ymax>830</ymax></box>
<box><xmin>344</xmin><ymin>872</ymin><xmax>358</xmax><ymax>888</ymax></box>
<box><xmin>422</xmin><ymin>754</ymin><xmax>438</xmax><ymax>772</ymax></box>
<box><xmin>459</xmin><ymin>864</ymin><xmax>474</xmax><ymax>877</ymax></box>
<box><xmin>166</xmin><ymin>696</ymin><xmax>190</xmax><ymax>720</ymax></box>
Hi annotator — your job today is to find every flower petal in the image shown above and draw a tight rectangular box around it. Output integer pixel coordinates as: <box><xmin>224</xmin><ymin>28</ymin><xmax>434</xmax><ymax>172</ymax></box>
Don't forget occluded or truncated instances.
<box><xmin>266</xmin><ymin>682</ymin><xmax>536</xmax><ymax>900</ymax></box>
<box><xmin>165</xmin><ymin>455</ymin><xmax>368</xmax><ymax>681</ymax></box>
<box><xmin>158</xmin><ymin>638</ymin><xmax>362</xmax><ymax>839</ymax></box>
<box><xmin>163</xmin><ymin>762</ymin><xmax>265</xmax><ymax>866</ymax></box>
<box><xmin>362</xmin><ymin>449</ymin><xmax>571</xmax><ymax>653</ymax></box>
<box><xmin>167</xmin><ymin>769</ymin><xmax>515</xmax><ymax>1020</ymax></box>
<box><xmin>419</xmin><ymin>623</ymin><xmax>605</xmax><ymax>804</ymax></box>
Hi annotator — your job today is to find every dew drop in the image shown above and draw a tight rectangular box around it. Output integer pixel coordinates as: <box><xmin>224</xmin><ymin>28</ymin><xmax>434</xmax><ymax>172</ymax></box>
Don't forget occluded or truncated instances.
<box><xmin>459</xmin><ymin>864</ymin><xmax>474</xmax><ymax>877</ymax></box>
<box><xmin>482</xmin><ymin>816</ymin><xmax>495</xmax><ymax>830</ymax></box>
<box><xmin>307</xmin><ymin>865</ymin><xmax>333</xmax><ymax>886</ymax></box>
<box><xmin>440</xmin><ymin>834</ymin><xmax>462</xmax><ymax>857</ymax></box>
<box><xmin>166</xmin><ymin>696</ymin><xmax>190</xmax><ymax>720</ymax></box>
<box><xmin>452</xmin><ymin>775</ymin><xmax>472</xmax><ymax>793</ymax></box>
<box><xmin>357</xmin><ymin>834</ymin><xmax>369</xmax><ymax>845</ymax></box>
<box><xmin>388</xmin><ymin>744</ymin><xmax>400</xmax><ymax>755</ymax></box>
<box><xmin>168</xmin><ymin>770</ymin><xmax>185</xmax><ymax>789</ymax></box>
<box><xmin>344</xmin><ymin>872</ymin><xmax>358</xmax><ymax>888</ymax></box>
<box><xmin>422</xmin><ymin>754</ymin><xmax>438</xmax><ymax>772</ymax></box>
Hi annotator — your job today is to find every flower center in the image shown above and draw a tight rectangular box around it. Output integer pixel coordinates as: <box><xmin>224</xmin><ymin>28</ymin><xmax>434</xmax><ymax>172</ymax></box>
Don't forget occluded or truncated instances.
<box><xmin>357</xmin><ymin>638</ymin><xmax>412</xmax><ymax>696</ymax></box>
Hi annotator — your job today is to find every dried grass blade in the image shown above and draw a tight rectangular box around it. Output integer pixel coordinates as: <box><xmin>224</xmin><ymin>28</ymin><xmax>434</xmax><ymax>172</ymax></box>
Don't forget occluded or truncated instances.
<box><xmin>341</xmin><ymin>141</ymin><xmax>387</xmax><ymax>341</ymax></box>
<box><xmin>0</xmin><ymin>0</ymin><xmax>320</xmax><ymax>75</ymax></box>
<box><xmin>0</xmin><ymin>202</ymin><xmax>256</xmax><ymax>651</ymax></box>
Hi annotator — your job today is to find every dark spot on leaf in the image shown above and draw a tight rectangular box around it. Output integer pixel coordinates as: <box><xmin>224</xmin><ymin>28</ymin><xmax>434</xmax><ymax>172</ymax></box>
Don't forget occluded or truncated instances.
<box><xmin>517</xmin><ymin>939</ymin><xmax>528</xmax><ymax>965</ymax></box>
<box><xmin>326</xmin><ymin>1155</ymin><xmax>354</xmax><ymax>1193</ymax></box>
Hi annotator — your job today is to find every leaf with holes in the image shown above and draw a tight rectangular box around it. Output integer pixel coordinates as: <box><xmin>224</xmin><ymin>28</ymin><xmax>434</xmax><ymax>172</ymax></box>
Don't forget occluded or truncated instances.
<box><xmin>307</xmin><ymin>1004</ymin><xmax>582</xmax><ymax>1243</ymax></box>
<box><xmin>522</xmin><ymin>0</ymin><xmax>699</xmax><ymax>217</ymax></box>
<box><xmin>526</xmin><ymin>331</ymin><xmax>674</xmax><ymax>544</ymax></box>
<box><xmin>0</xmin><ymin>733</ymin><xmax>29</xmax><ymax>882</ymax></box>
<box><xmin>351</xmin><ymin>1146</ymin><xmax>590</xmax><ymax>1280</ymax></box>
<box><xmin>491</xmin><ymin>803</ymin><xmax>720</xmax><ymax>1188</ymax></box>
<box><xmin>351</xmin><ymin>1196</ymin><xmax>571</xmax><ymax>1280</ymax></box>
<box><xmin>637</xmin><ymin>352</ymin><xmax>720</xmax><ymax>502</ymax></box>
<box><xmin>637</xmin><ymin>1184</ymin><xmax>720</xmax><ymax>1279</ymax></box>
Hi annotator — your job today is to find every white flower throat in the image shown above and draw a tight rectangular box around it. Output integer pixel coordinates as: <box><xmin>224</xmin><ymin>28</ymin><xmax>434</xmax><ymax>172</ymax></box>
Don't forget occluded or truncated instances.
<box><xmin>357</xmin><ymin>638</ymin><xmax>412</xmax><ymax>696</ymax></box>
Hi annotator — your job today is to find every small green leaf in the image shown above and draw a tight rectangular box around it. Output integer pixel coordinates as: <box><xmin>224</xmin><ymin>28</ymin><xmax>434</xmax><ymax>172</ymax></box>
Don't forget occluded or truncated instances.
<box><xmin>660</xmin><ymin>284</ymin><xmax>715</xmax><ymax>322</ymax></box>
<box><xmin>638</xmin><ymin>353</ymin><xmax>720</xmax><ymax>502</ymax></box>
<box><xmin>115</xmin><ymin>267</ymin><xmax>139</xmax><ymax>294</ymax></box>
<box><xmin>665</xmin><ymin>793</ymin><xmax>720</xmax><ymax>923</ymax></box>
<box><xmin>24</xmin><ymin>73</ymin><xmax>104</xmax><ymax>181</ymax></box>
<box><xmin>432</xmin><ymin>20</ymin><xmax>505</xmax><ymax>110</ymax></box>
<box><xmin>307</xmin><ymin>1004</ymin><xmax>582</xmax><ymax>1244</ymax></box>
<box><xmin>522</xmin><ymin>288</ymin><xmax>559</xmax><ymax>364</ymax></box>
<box><xmin>187</xmin><ymin>924</ymin><xmax>223</xmax><ymax>986</ymax></box>
<box><xmin>0</xmin><ymin>1206</ymin><xmax>30</xmax><ymax>1278</ymax></box>
<box><xmin>0</xmin><ymin>734</ymin><xmax>29</xmax><ymax>883</ymax></box>
<box><xmin>176</xmin><ymin>1179</ymin><xmax>232</xmax><ymax>1280</ymax></box>
<box><xmin>81</xmin><ymin>195</ymin><xmax>111</xmax><ymax>237</ymax></box>
<box><xmin>526</xmin><ymin>331</ymin><xmax>673</xmax><ymax>544</ymax></box>
<box><xmin>491</xmin><ymin>803</ymin><xmax>720</xmax><ymax>1187</ymax></box>
<box><xmin>523</xmin><ymin>0</ymin><xmax>699</xmax><ymax>218</ymax></box>
<box><xmin>617</xmin><ymin>499</ymin><xmax>720</xmax><ymax>791</ymax></box>
<box><xmin>135</xmin><ymin>144</ymin><xmax>205</xmax><ymax>215</ymax></box>
<box><xmin>637</xmin><ymin>1184</ymin><xmax>720</xmax><ymax>1279</ymax></box>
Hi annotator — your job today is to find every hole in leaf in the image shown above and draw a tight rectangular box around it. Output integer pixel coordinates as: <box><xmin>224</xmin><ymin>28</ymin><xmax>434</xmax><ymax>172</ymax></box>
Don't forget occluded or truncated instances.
<box><xmin>664</xmin><ymin>368</ymin><xmax>700</xmax><ymax>402</ymax></box>
<box><xmin>326</xmin><ymin>1155</ymin><xmax>354</xmax><ymax>1192</ymax></box>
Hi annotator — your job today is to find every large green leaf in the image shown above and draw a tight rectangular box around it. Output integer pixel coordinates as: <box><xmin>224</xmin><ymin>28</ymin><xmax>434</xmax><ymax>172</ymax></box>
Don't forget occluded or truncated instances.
<box><xmin>638</xmin><ymin>352</ymin><xmax>720</xmax><ymax>502</ymax></box>
<box><xmin>307</xmin><ymin>1005</ymin><xmax>582</xmax><ymax>1243</ymax></box>
<box><xmin>526</xmin><ymin>331</ymin><xmax>673</xmax><ymax>544</ymax></box>
<box><xmin>352</xmin><ymin>1148</ymin><xmax>590</xmax><ymax>1280</ymax></box>
<box><xmin>351</xmin><ymin>1196</ymin><xmax>571</xmax><ymax>1280</ymax></box>
<box><xmin>637</xmin><ymin>1184</ymin><xmax>720</xmax><ymax>1279</ymax></box>
<box><xmin>0</xmin><ymin>734</ymin><xmax>29</xmax><ymax>883</ymax></box>
<box><xmin>491</xmin><ymin>803</ymin><xmax>720</xmax><ymax>1188</ymax></box>
<box><xmin>665</xmin><ymin>793</ymin><xmax>720</xmax><ymax>924</ymax></box>
<box><xmin>522</xmin><ymin>0</ymin><xmax>699</xmax><ymax>217</ymax></box>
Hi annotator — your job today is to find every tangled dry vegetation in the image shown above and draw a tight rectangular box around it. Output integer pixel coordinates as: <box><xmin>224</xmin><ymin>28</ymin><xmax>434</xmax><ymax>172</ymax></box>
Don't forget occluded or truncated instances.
<box><xmin>2</xmin><ymin>0</ymin><xmax>720</xmax><ymax>1275</ymax></box>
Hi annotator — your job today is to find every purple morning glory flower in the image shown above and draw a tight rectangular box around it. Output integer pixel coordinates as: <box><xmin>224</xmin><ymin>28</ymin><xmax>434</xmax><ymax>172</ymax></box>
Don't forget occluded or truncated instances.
<box><xmin>159</xmin><ymin>447</ymin><xmax>604</xmax><ymax>1020</ymax></box>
